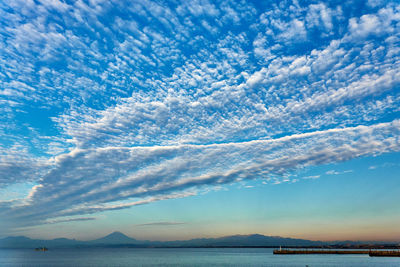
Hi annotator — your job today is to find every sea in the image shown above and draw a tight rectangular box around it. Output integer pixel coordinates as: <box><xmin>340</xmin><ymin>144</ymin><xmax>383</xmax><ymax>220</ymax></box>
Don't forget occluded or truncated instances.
<box><xmin>0</xmin><ymin>248</ymin><xmax>399</xmax><ymax>267</ymax></box>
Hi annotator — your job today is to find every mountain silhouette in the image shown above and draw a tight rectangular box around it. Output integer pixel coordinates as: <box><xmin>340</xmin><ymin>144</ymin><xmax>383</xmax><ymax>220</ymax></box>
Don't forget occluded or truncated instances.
<box><xmin>89</xmin><ymin>231</ymin><xmax>139</xmax><ymax>244</ymax></box>
<box><xmin>162</xmin><ymin>234</ymin><xmax>324</xmax><ymax>247</ymax></box>
<box><xmin>1</xmin><ymin>232</ymin><xmax>390</xmax><ymax>249</ymax></box>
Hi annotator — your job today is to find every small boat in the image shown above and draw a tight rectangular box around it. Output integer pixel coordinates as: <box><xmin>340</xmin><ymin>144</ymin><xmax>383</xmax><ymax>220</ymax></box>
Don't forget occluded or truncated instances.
<box><xmin>35</xmin><ymin>247</ymin><xmax>48</xmax><ymax>251</ymax></box>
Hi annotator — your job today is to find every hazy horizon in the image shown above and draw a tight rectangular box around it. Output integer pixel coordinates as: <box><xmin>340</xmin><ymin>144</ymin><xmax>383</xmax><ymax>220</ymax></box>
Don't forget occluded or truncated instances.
<box><xmin>1</xmin><ymin>0</ymin><xmax>400</xmax><ymax>243</ymax></box>
<box><xmin>4</xmin><ymin>230</ymin><xmax>400</xmax><ymax>244</ymax></box>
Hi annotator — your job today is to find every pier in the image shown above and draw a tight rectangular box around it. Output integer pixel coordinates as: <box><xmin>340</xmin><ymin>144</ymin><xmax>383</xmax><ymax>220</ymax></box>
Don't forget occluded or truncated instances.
<box><xmin>369</xmin><ymin>251</ymin><xmax>400</xmax><ymax>257</ymax></box>
<box><xmin>273</xmin><ymin>249</ymin><xmax>400</xmax><ymax>257</ymax></box>
<box><xmin>273</xmin><ymin>249</ymin><xmax>369</xmax><ymax>255</ymax></box>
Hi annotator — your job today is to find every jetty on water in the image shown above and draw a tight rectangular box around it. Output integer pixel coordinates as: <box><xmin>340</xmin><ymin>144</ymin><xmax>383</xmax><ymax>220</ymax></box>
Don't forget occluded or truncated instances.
<box><xmin>369</xmin><ymin>251</ymin><xmax>400</xmax><ymax>257</ymax></box>
<box><xmin>273</xmin><ymin>249</ymin><xmax>400</xmax><ymax>257</ymax></box>
<box><xmin>273</xmin><ymin>249</ymin><xmax>369</xmax><ymax>255</ymax></box>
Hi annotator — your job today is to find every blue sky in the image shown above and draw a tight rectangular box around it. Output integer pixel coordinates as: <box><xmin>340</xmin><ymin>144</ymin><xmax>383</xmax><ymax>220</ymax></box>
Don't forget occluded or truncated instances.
<box><xmin>0</xmin><ymin>0</ymin><xmax>399</xmax><ymax>241</ymax></box>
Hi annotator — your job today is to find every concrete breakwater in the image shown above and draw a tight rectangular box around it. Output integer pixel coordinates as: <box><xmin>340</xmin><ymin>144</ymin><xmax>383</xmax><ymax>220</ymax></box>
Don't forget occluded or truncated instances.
<box><xmin>369</xmin><ymin>251</ymin><xmax>400</xmax><ymax>257</ymax></box>
<box><xmin>274</xmin><ymin>249</ymin><xmax>400</xmax><ymax>257</ymax></box>
<box><xmin>274</xmin><ymin>249</ymin><xmax>369</xmax><ymax>255</ymax></box>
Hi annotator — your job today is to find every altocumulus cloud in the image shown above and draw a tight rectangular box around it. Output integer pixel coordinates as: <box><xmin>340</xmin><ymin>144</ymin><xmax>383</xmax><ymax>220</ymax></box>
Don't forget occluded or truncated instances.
<box><xmin>0</xmin><ymin>0</ymin><xmax>399</xmax><ymax>232</ymax></box>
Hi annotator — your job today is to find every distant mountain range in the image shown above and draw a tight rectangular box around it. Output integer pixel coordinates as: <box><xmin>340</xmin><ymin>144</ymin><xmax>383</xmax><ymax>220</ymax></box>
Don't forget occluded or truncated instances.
<box><xmin>0</xmin><ymin>232</ymin><xmax>398</xmax><ymax>249</ymax></box>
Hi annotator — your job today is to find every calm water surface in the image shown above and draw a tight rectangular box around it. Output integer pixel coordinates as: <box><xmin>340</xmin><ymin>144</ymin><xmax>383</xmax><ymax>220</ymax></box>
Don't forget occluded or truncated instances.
<box><xmin>1</xmin><ymin>248</ymin><xmax>399</xmax><ymax>267</ymax></box>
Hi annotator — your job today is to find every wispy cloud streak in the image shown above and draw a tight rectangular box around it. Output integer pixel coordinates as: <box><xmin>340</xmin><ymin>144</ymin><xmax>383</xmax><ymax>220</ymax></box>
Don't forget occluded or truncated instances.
<box><xmin>1</xmin><ymin>120</ymin><xmax>399</xmax><ymax>230</ymax></box>
<box><xmin>135</xmin><ymin>222</ymin><xmax>186</xmax><ymax>227</ymax></box>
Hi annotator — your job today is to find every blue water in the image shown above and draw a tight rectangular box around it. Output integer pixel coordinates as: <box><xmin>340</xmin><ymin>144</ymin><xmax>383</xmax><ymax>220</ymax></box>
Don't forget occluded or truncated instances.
<box><xmin>1</xmin><ymin>248</ymin><xmax>399</xmax><ymax>267</ymax></box>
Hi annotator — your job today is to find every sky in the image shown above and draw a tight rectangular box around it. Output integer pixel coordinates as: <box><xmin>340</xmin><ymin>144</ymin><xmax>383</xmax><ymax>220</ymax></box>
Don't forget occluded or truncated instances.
<box><xmin>0</xmin><ymin>0</ymin><xmax>399</xmax><ymax>242</ymax></box>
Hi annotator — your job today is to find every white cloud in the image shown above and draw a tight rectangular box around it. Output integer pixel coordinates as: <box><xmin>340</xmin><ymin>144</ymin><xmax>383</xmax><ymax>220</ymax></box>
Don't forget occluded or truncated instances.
<box><xmin>303</xmin><ymin>175</ymin><xmax>320</xmax><ymax>180</ymax></box>
<box><xmin>1</xmin><ymin>120</ymin><xmax>399</xmax><ymax>229</ymax></box>
<box><xmin>306</xmin><ymin>3</ymin><xmax>333</xmax><ymax>31</ymax></box>
<box><xmin>349</xmin><ymin>14</ymin><xmax>381</xmax><ymax>38</ymax></box>
<box><xmin>326</xmin><ymin>170</ymin><xmax>353</xmax><ymax>175</ymax></box>
<box><xmin>1</xmin><ymin>0</ymin><xmax>400</xmax><ymax>234</ymax></box>
<box><xmin>348</xmin><ymin>5</ymin><xmax>400</xmax><ymax>40</ymax></box>
<box><xmin>135</xmin><ymin>221</ymin><xmax>186</xmax><ymax>227</ymax></box>
<box><xmin>278</xmin><ymin>19</ymin><xmax>308</xmax><ymax>43</ymax></box>
<box><xmin>0</xmin><ymin>145</ymin><xmax>51</xmax><ymax>187</ymax></box>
